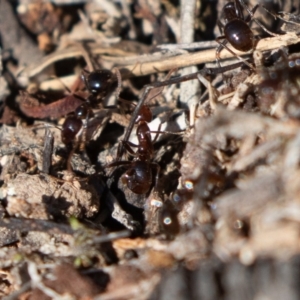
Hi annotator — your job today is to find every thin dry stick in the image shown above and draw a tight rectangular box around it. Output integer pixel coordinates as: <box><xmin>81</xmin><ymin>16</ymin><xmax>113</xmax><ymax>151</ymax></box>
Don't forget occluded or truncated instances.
<box><xmin>179</xmin><ymin>0</ymin><xmax>199</xmax><ymax>129</ymax></box>
<box><xmin>157</xmin><ymin>40</ymin><xmax>218</xmax><ymax>50</ymax></box>
<box><xmin>23</xmin><ymin>33</ymin><xmax>300</xmax><ymax>80</ymax></box>
<box><xmin>119</xmin><ymin>33</ymin><xmax>300</xmax><ymax>77</ymax></box>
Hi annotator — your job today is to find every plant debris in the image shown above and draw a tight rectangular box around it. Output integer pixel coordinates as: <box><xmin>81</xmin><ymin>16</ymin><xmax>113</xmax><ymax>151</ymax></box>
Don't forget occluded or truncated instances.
<box><xmin>1</xmin><ymin>0</ymin><xmax>300</xmax><ymax>299</ymax></box>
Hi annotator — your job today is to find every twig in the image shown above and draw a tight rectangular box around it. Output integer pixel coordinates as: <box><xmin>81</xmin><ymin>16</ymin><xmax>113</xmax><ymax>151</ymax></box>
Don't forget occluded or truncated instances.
<box><xmin>119</xmin><ymin>33</ymin><xmax>300</xmax><ymax>77</ymax></box>
<box><xmin>157</xmin><ymin>40</ymin><xmax>218</xmax><ymax>50</ymax></box>
<box><xmin>42</xmin><ymin>127</ymin><xmax>54</xmax><ymax>174</ymax></box>
<box><xmin>27</xmin><ymin>33</ymin><xmax>300</xmax><ymax>91</ymax></box>
<box><xmin>179</xmin><ymin>0</ymin><xmax>199</xmax><ymax>127</ymax></box>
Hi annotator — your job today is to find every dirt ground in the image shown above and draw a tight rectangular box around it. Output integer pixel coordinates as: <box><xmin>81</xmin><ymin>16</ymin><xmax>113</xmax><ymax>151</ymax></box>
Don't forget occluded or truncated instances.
<box><xmin>1</xmin><ymin>0</ymin><xmax>300</xmax><ymax>299</ymax></box>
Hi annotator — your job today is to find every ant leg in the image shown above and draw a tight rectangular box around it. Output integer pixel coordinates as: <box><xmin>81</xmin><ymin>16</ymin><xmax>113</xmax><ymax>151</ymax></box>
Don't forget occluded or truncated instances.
<box><xmin>244</xmin><ymin>4</ymin><xmax>259</xmax><ymax>23</ymax></box>
<box><xmin>81</xmin><ymin>69</ymin><xmax>90</xmax><ymax>90</ymax></box>
<box><xmin>216</xmin><ymin>37</ymin><xmax>255</xmax><ymax>70</ymax></box>
<box><xmin>275</xmin><ymin>12</ymin><xmax>300</xmax><ymax>26</ymax></box>
<box><xmin>233</xmin><ymin>0</ymin><xmax>245</xmax><ymax>20</ymax></box>
<box><xmin>239</xmin><ymin>0</ymin><xmax>280</xmax><ymax>37</ymax></box>
<box><xmin>104</xmin><ymin>160</ymin><xmax>132</xmax><ymax>169</ymax></box>
<box><xmin>152</xmin><ymin>122</ymin><xmax>163</xmax><ymax>143</ymax></box>
<box><xmin>150</xmin><ymin>130</ymin><xmax>184</xmax><ymax>136</ymax></box>
<box><xmin>122</xmin><ymin>141</ymin><xmax>138</xmax><ymax>158</ymax></box>
<box><xmin>217</xmin><ymin>19</ymin><xmax>225</xmax><ymax>36</ymax></box>
<box><xmin>215</xmin><ymin>37</ymin><xmax>227</xmax><ymax>70</ymax></box>
<box><xmin>143</xmin><ymin>69</ymin><xmax>176</xmax><ymax>105</ymax></box>
<box><xmin>216</xmin><ymin>38</ymin><xmax>231</xmax><ymax>83</ymax></box>
<box><xmin>123</xmin><ymin>141</ymin><xmax>139</xmax><ymax>149</ymax></box>
<box><xmin>151</xmin><ymin>162</ymin><xmax>161</xmax><ymax>192</ymax></box>
<box><xmin>49</xmin><ymin>74</ymin><xmax>87</xmax><ymax>106</ymax></box>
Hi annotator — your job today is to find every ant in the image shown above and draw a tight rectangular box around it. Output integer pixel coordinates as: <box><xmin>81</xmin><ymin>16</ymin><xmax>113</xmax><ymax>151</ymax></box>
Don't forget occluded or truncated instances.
<box><xmin>81</xmin><ymin>69</ymin><xmax>114</xmax><ymax>99</ymax></box>
<box><xmin>216</xmin><ymin>0</ymin><xmax>278</xmax><ymax>69</ymax></box>
<box><xmin>105</xmin><ymin>103</ymin><xmax>162</xmax><ymax>194</ymax></box>
<box><xmin>119</xmin><ymin>61</ymin><xmax>247</xmax><ymax>162</ymax></box>
<box><xmin>61</xmin><ymin>66</ymin><xmax>123</xmax><ymax>144</ymax></box>
<box><xmin>61</xmin><ymin>65</ymin><xmax>126</xmax><ymax>149</ymax></box>
<box><xmin>60</xmin><ymin>68</ymin><xmax>120</xmax><ymax>170</ymax></box>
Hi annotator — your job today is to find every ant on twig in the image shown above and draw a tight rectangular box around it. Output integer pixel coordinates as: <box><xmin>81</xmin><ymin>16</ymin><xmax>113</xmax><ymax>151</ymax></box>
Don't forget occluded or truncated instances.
<box><xmin>216</xmin><ymin>0</ymin><xmax>279</xmax><ymax>70</ymax></box>
<box><xmin>119</xmin><ymin>61</ymin><xmax>246</xmax><ymax>161</ymax></box>
<box><xmin>104</xmin><ymin>62</ymin><xmax>247</xmax><ymax>194</ymax></box>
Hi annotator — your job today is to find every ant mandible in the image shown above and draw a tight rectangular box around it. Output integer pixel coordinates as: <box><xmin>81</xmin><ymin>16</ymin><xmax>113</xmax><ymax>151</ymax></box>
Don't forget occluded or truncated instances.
<box><xmin>216</xmin><ymin>0</ymin><xmax>278</xmax><ymax>69</ymax></box>
<box><xmin>105</xmin><ymin>104</ymin><xmax>161</xmax><ymax>194</ymax></box>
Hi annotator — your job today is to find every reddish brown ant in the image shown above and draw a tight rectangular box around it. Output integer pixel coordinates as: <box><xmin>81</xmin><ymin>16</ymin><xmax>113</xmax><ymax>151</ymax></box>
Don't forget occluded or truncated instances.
<box><xmin>107</xmin><ymin>63</ymin><xmax>249</xmax><ymax>194</ymax></box>
<box><xmin>120</xmin><ymin>62</ymin><xmax>247</xmax><ymax>162</ymax></box>
<box><xmin>216</xmin><ymin>0</ymin><xmax>279</xmax><ymax>69</ymax></box>
<box><xmin>105</xmin><ymin>104</ymin><xmax>162</xmax><ymax>194</ymax></box>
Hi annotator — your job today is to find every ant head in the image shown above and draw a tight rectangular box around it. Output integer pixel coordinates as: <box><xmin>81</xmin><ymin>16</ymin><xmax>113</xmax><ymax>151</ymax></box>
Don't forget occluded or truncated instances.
<box><xmin>82</xmin><ymin>69</ymin><xmax>113</xmax><ymax>95</ymax></box>
<box><xmin>135</xmin><ymin>106</ymin><xmax>152</xmax><ymax>123</ymax></box>
<box><xmin>222</xmin><ymin>2</ymin><xmax>237</xmax><ymax>23</ymax></box>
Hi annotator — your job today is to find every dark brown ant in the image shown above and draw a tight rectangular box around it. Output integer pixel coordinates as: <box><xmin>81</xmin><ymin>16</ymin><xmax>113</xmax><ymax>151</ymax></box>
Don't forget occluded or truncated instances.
<box><xmin>216</xmin><ymin>0</ymin><xmax>278</xmax><ymax>69</ymax></box>
<box><xmin>59</xmin><ymin>68</ymin><xmax>121</xmax><ymax>171</ymax></box>
<box><xmin>61</xmin><ymin>67</ymin><xmax>121</xmax><ymax>146</ymax></box>
<box><xmin>81</xmin><ymin>69</ymin><xmax>114</xmax><ymax>97</ymax></box>
<box><xmin>105</xmin><ymin>104</ymin><xmax>161</xmax><ymax>194</ymax></box>
<box><xmin>81</xmin><ymin>68</ymin><xmax>122</xmax><ymax>108</ymax></box>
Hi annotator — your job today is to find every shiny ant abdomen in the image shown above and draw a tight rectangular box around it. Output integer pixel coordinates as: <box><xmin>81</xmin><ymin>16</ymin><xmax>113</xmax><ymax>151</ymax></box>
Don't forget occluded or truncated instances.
<box><xmin>122</xmin><ymin>161</ymin><xmax>154</xmax><ymax>194</ymax></box>
<box><xmin>216</xmin><ymin>0</ymin><xmax>278</xmax><ymax>69</ymax></box>
<box><xmin>223</xmin><ymin>18</ymin><xmax>254</xmax><ymax>52</ymax></box>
